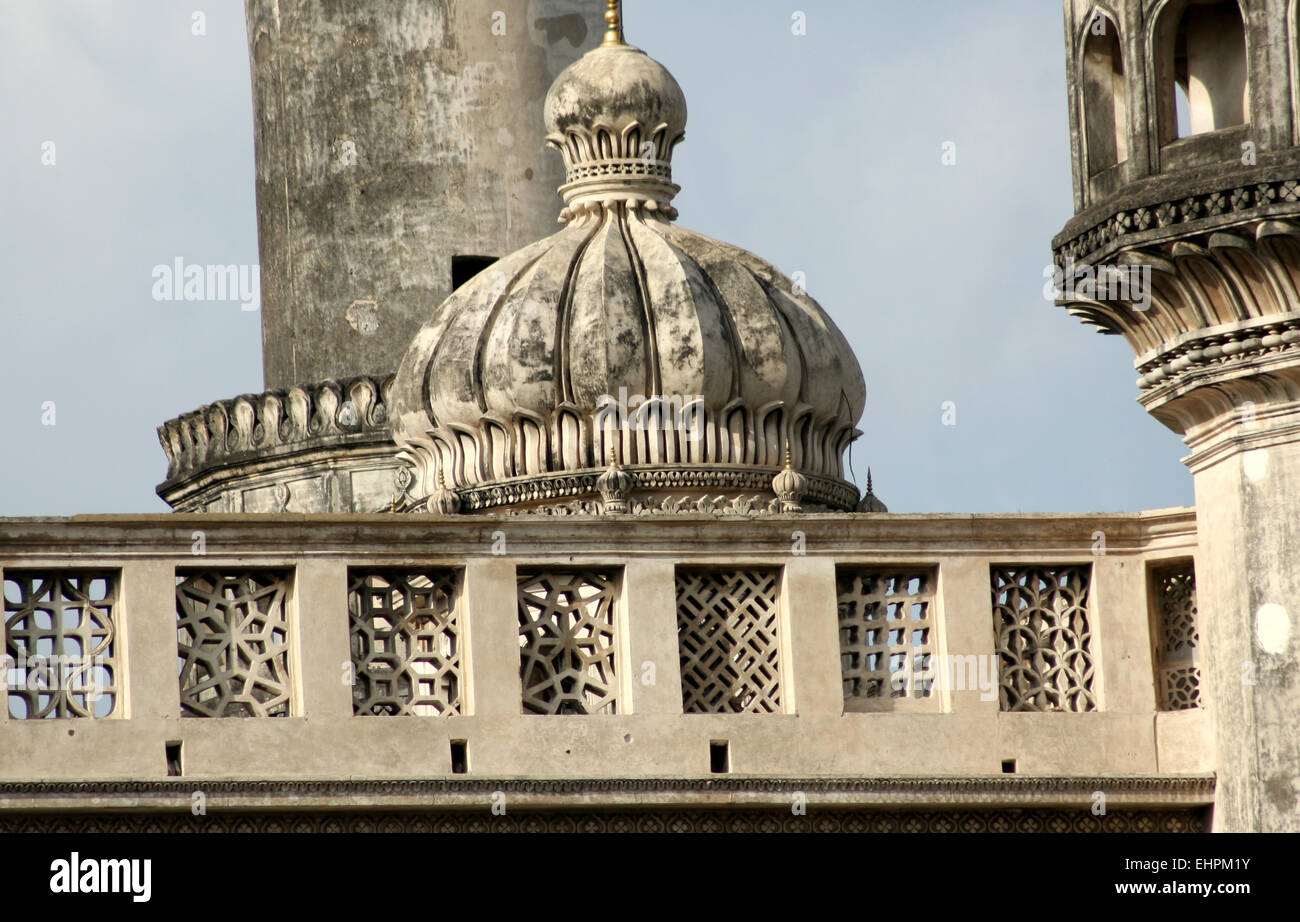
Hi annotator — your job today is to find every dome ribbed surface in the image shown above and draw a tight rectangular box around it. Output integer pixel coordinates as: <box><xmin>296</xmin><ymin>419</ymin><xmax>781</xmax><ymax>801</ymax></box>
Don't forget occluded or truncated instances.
<box><xmin>391</xmin><ymin>19</ymin><xmax>866</xmax><ymax>513</ymax></box>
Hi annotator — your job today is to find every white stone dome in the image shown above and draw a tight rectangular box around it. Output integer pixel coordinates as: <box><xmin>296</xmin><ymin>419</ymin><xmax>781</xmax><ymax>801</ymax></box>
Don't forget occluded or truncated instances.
<box><xmin>545</xmin><ymin>43</ymin><xmax>687</xmax><ymax>147</ymax></box>
<box><xmin>544</xmin><ymin>43</ymin><xmax>688</xmax><ymax>220</ymax></box>
<box><xmin>390</xmin><ymin>16</ymin><xmax>866</xmax><ymax>514</ymax></box>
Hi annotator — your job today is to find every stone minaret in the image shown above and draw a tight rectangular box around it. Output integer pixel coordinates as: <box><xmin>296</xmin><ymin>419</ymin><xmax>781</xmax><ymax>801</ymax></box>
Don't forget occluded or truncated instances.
<box><xmin>244</xmin><ymin>0</ymin><xmax>607</xmax><ymax>388</ymax></box>
<box><xmin>1054</xmin><ymin>0</ymin><xmax>1300</xmax><ymax>832</ymax></box>
<box><xmin>158</xmin><ymin>2</ymin><xmax>606</xmax><ymax>512</ymax></box>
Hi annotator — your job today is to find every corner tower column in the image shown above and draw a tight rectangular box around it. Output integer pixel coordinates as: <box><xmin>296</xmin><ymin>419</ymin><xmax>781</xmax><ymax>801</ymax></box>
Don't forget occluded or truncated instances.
<box><xmin>1054</xmin><ymin>0</ymin><xmax>1300</xmax><ymax>831</ymax></box>
<box><xmin>1154</xmin><ymin>350</ymin><xmax>1300</xmax><ymax>832</ymax></box>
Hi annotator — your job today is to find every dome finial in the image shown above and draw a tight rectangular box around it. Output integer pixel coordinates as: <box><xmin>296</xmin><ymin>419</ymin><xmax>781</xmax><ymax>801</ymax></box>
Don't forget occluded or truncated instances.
<box><xmin>603</xmin><ymin>0</ymin><xmax>625</xmax><ymax>46</ymax></box>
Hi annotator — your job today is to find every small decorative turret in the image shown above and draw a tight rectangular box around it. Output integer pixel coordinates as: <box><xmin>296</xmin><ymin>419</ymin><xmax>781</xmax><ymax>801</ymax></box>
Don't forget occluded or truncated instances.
<box><xmin>597</xmin><ymin>447</ymin><xmax>633</xmax><ymax>514</ymax></box>
<box><xmin>856</xmin><ymin>469</ymin><xmax>887</xmax><ymax>513</ymax></box>
<box><xmin>428</xmin><ymin>469</ymin><xmax>461</xmax><ymax>517</ymax></box>
<box><xmin>772</xmin><ymin>445</ymin><xmax>808</xmax><ymax>514</ymax></box>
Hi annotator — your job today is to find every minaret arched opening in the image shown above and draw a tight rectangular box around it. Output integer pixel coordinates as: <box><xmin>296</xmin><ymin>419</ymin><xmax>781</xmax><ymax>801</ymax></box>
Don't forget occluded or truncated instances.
<box><xmin>1081</xmin><ymin>10</ymin><xmax>1129</xmax><ymax>178</ymax></box>
<box><xmin>1155</xmin><ymin>0</ymin><xmax>1249</xmax><ymax>144</ymax></box>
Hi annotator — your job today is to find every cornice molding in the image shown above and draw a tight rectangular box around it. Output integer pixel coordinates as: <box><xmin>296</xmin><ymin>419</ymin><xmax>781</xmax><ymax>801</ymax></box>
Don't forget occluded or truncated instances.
<box><xmin>0</xmin><ymin>775</ymin><xmax>1215</xmax><ymax>810</ymax></box>
<box><xmin>1054</xmin><ymin>163</ymin><xmax>1300</xmax><ymax>264</ymax></box>
<box><xmin>157</xmin><ymin>375</ymin><xmax>396</xmax><ymax>487</ymax></box>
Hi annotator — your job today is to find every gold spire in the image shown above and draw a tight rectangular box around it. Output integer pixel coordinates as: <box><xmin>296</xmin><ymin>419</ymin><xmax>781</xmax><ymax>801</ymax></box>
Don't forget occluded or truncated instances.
<box><xmin>602</xmin><ymin>0</ymin><xmax>625</xmax><ymax>46</ymax></box>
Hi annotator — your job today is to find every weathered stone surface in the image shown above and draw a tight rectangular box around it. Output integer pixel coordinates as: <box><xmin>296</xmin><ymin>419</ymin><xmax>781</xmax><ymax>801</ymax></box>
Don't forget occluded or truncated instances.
<box><xmin>0</xmin><ymin>510</ymin><xmax>1209</xmax><ymax>785</ymax></box>
<box><xmin>245</xmin><ymin>0</ymin><xmax>607</xmax><ymax>388</ymax></box>
<box><xmin>391</xmin><ymin>27</ymin><xmax>866</xmax><ymax>513</ymax></box>
<box><xmin>156</xmin><ymin>376</ymin><xmax>401</xmax><ymax>513</ymax></box>
<box><xmin>1054</xmin><ymin>0</ymin><xmax>1300</xmax><ymax>832</ymax></box>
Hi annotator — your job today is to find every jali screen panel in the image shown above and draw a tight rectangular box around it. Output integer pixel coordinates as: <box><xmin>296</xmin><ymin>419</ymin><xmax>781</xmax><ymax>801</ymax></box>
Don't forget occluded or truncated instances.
<box><xmin>176</xmin><ymin>570</ymin><xmax>293</xmax><ymax>718</ymax></box>
<box><xmin>677</xmin><ymin>568</ymin><xmax>783</xmax><ymax>714</ymax></box>
<box><xmin>349</xmin><ymin>569</ymin><xmax>462</xmax><ymax>716</ymax></box>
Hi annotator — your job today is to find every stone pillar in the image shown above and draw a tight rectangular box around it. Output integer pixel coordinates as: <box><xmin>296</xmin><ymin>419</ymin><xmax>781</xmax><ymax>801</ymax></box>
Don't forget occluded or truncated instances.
<box><xmin>462</xmin><ymin>558</ymin><xmax>520</xmax><ymax>717</ymax></box>
<box><xmin>122</xmin><ymin>560</ymin><xmax>183</xmax><ymax>724</ymax></box>
<box><xmin>1091</xmin><ymin>554</ymin><xmax>1158</xmax><ymax>714</ymax></box>
<box><xmin>622</xmin><ymin>560</ymin><xmax>682</xmax><ymax>715</ymax></box>
<box><xmin>1183</xmin><ymin>404</ymin><xmax>1300</xmax><ymax>831</ymax></box>
<box><xmin>782</xmin><ymin>558</ymin><xmax>841</xmax><ymax>716</ymax></box>
<box><xmin>243</xmin><ymin>0</ymin><xmax>605</xmax><ymax>387</ymax></box>
<box><xmin>294</xmin><ymin>559</ymin><xmax>352</xmax><ymax>719</ymax></box>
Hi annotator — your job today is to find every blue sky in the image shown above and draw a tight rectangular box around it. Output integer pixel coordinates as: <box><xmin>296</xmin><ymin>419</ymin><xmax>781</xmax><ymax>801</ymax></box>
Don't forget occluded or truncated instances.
<box><xmin>0</xmin><ymin>0</ymin><xmax>1193</xmax><ymax>515</ymax></box>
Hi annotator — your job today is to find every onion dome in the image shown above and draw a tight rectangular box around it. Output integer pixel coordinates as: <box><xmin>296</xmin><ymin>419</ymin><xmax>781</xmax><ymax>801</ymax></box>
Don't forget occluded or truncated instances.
<box><xmin>772</xmin><ymin>447</ymin><xmax>809</xmax><ymax>514</ymax></box>
<box><xmin>391</xmin><ymin>2</ymin><xmax>866</xmax><ymax>514</ymax></box>
<box><xmin>856</xmin><ymin>470</ymin><xmax>888</xmax><ymax>514</ymax></box>
<box><xmin>428</xmin><ymin>470</ymin><xmax>462</xmax><ymax>517</ymax></box>
<box><xmin>596</xmin><ymin>450</ymin><xmax>634</xmax><ymax>515</ymax></box>
<box><xmin>544</xmin><ymin>12</ymin><xmax>687</xmax><ymax>224</ymax></box>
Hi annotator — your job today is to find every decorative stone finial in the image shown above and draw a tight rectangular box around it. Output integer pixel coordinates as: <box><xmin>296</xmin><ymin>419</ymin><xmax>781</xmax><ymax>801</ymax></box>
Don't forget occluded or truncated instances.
<box><xmin>429</xmin><ymin>468</ymin><xmax>462</xmax><ymax>516</ymax></box>
<box><xmin>544</xmin><ymin>4</ymin><xmax>687</xmax><ymax>222</ymax></box>
<box><xmin>597</xmin><ymin>447</ymin><xmax>633</xmax><ymax>515</ymax></box>
<box><xmin>772</xmin><ymin>443</ymin><xmax>808</xmax><ymax>514</ymax></box>
<box><xmin>856</xmin><ymin>468</ymin><xmax>888</xmax><ymax>513</ymax></box>
<box><xmin>603</xmin><ymin>0</ymin><xmax>625</xmax><ymax>46</ymax></box>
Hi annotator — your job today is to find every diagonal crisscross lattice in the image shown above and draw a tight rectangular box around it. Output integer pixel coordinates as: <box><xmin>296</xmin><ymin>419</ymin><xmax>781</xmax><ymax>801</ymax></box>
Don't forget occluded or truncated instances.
<box><xmin>349</xmin><ymin>569</ymin><xmax>462</xmax><ymax>716</ymax></box>
<box><xmin>4</xmin><ymin>571</ymin><xmax>118</xmax><ymax>719</ymax></box>
<box><xmin>176</xmin><ymin>571</ymin><xmax>292</xmax><ymax>718</ymax></box>
<box><xmin>676</xmin><ymin>569</ymin><xmax>782</xmax><ymax>714</ymax></box>
<box><xmin>992</xmin><ymin>566</ymin><xmax>1096</xmax><ymax>712</ymax></box>
<box><xmin>837</xmin><ymin>568</ymin><xmax>936</xmax><ymax>701</ymax></box>
<box><xmin>517</xmin><ymin>570</ymin><xmax>619</xmax><ymax>715</ymax></box>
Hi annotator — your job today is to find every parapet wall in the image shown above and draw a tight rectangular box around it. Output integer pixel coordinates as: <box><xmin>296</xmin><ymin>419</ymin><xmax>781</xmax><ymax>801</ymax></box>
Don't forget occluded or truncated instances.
<box><xmin>0</xmin><ymin>510</ymin><xmax>1210</xmax><ymax>811</ymax></box>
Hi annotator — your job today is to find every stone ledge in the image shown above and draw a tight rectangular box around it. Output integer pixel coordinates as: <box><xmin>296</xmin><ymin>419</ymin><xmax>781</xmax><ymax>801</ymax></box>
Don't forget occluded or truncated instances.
<box><xmin>1050</xmin><ymin>152</ymin><xmax>1300</xmax><ymax>258</ymax></box>
<box><xmin>0</xmin><ymin>807</ymin><xmax>1209</xmax><ymax>833</ymax></box>
<box><xmin>0</xmin><ymin>775</ymin><xmax>1216</xmax><ymax>811</ymax></box>
<box><xmin>1053</xmin><ymin>163</ymin><xmax>1300</xmax><ymax>265</ymax></box>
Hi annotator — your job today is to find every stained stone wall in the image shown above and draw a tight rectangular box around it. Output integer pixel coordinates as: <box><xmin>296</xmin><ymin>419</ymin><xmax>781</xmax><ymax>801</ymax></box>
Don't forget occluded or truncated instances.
<box><xmin>157</xmin><ymin>376</ymin><xmax>401</xmax><ymax>513</ymax></box>
<box><xmin>1054</xmin><ymin>0</ymin><xmax>1300</xmax><ymax>832</ymax></box>
<box><xmin>244</xmin><ymin>0</ymin><xmax>606</xmax><ymax>388</ymax></box>
<box><xmin>0</xmin><ymin>511</ymin><xmax>1209</xmax><ymax>796</ymax></box>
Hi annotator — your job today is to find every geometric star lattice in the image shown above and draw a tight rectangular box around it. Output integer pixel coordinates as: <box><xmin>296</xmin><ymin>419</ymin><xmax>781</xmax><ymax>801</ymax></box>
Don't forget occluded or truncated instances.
<box><xmin>349</xmin><ymin>569</ymin><xmax>462</xmax><ymax>716</ymax></box>
<box><xmin>176</xmin><ymin>570</ymin><xmax>292</xmax><ymax>718</ymax></box>
<box><xmin>517</xmin><ymin>570</ymin><xmax>619</xmax><ymax>715</ymax></box>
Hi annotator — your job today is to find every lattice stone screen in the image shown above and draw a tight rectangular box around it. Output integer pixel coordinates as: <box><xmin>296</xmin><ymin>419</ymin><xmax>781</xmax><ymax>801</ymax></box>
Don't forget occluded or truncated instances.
<box><xmin>837</xmin><ymin>568</ymin><xmax>937</xmax><ymax>704</ymax></box>
<box><xmin>677</xmin><ymin>569</ymin><xmax>783</xmax><ymax>714</ymax></box>
<box><xmin>349</xmin><ymin>569</ymin><xmax>462</xmax><ymax>716</ymax></box>
<box><xmin>517</xmin><ymin>570</ymin><xmax>620</xmax><ymax>715</ymax></box>
<box><xmin>176</xmin><ymin>570</ymin><xmax>293</xmax><ymax>718</ymax></box>
<box><xmin>991</xmin><ymin>566</ymin><xmax>1096</xmax><ymax>712</ymax></box>
<box><xmin>1152</xmin><ymin>562</ymin><xmax>1200</xmax><ymax>710</ymax></box>
<box><xmin>3</xmin><ymin>571</ymin><xmax>119</xmax><ymax>719</ymax></box>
